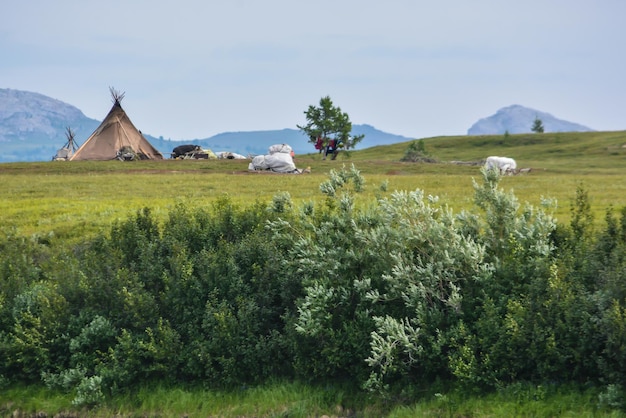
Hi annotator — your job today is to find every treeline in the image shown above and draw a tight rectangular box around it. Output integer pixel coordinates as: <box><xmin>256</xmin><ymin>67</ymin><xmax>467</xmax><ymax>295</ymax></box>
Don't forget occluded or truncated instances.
<box><xmin>1</xmin><ymin>166</ymin><xmax>625</xmax><ymax>407</ymax></box>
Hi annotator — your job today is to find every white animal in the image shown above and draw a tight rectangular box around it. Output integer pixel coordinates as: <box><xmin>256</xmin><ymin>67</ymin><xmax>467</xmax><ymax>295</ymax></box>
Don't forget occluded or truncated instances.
<box><xmin>484</xmin><ymin>156</ymin><xmax>517</xmax><ymax>174</ymax></box>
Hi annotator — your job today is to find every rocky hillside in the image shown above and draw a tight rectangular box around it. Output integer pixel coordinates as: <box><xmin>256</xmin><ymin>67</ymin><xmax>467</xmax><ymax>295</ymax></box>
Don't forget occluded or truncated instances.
<box><xmin>0</xmin><ymin>89</ymin><xmax>99</xmax><ymax>142</ymax></box>
<box><xmin>0</xmin><ymin>89</ymin><xmax>102</xmax><ymax>161</ymax></box>
<box><xmin>468</xmin><ymin>104</ymin><xmax>594</xmax><ymax>135</ymax></box>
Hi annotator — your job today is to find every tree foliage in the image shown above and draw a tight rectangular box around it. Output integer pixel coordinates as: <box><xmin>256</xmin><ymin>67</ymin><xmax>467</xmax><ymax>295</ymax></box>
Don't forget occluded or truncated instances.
<box><xmin>532</xmin><ymin>116</ymin><xmax>545</xmax><ymax>133</ymax></box>
<box><xmin>401</xmin><ymin>140</ymin><xmax>436</xmax><ymax>163</ymax></box>
<box><xmin>297</xmin><ymin>96</ymin><xmax>364</xmax><ymax>155</ymax></box>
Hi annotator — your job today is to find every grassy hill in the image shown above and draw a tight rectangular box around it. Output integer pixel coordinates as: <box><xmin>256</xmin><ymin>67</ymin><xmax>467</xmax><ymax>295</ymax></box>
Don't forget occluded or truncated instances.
<box><xmin>1</xmin><ymin>130</ymin><xmax>625</xmax><ymax>242</ymax></box>
<box><xmin>355</xmin><ymin>130</ymin><xmax>626</xmax><ymax>173</ymax></box>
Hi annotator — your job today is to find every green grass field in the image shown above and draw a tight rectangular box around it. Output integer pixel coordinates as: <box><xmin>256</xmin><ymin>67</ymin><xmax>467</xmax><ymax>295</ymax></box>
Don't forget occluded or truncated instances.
<box><xmin>2</xmin><ymin>381</ymin><xmax>622</xmax><ymax>417</ymax></box>
<box><xmin>1</xmin><ymin>130</ymin><xmax>625</xmax><ymax>243</ymax></box>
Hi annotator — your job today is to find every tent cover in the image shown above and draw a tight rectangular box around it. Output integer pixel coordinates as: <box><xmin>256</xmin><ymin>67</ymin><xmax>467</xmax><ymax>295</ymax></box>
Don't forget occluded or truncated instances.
<box><xmin>70</xmin><ymin>96</ymin><xmax>163</xmax><ymax>161</ymax></box>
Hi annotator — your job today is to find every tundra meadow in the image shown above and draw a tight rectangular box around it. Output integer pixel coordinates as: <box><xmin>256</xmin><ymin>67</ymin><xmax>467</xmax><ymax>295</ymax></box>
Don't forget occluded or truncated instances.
<box><xmin>1</xmin><ymin>131</ymin><xmax>626</xmax><ymax>417</ymax></box>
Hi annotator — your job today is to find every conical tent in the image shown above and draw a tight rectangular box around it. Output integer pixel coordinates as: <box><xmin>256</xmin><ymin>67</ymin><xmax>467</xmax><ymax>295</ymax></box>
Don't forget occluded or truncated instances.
<box><xmin>52</xmin><ymin>126</ymin><xmax>79</xmax><ymax>161</ymax></box>
<box><xmin>70</xmin><ymin>88</ymin><xmax>163</xmax><ymax>161</ymax></box>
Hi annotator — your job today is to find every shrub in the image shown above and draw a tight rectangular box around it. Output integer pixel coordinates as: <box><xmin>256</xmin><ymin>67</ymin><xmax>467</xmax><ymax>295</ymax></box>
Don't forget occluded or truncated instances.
<box><xmin>401</xmin><ymin>140</ymin><xmax>437</xmax><ymax>163</ymax></box>
<box><xmin>4</xmin><ymin>281</ymin><xmax>69</xmax><ymax>381</ymax></box>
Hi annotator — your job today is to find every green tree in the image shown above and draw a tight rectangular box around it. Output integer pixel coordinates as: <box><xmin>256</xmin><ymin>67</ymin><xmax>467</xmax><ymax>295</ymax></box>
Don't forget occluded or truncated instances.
<box><xmin>297</xmin><ymin>96</ymin><xmax>364</xmax><ymax>160</ymax></box>
<box><xmin>401</xmin><ymin>140</ymin><xmax>436</xmax><ymax>163</ymax></box>
<box><xmin>531</xmin><ymin>117</ymin><xmax>544</xmax><ymax>133</ymax></box>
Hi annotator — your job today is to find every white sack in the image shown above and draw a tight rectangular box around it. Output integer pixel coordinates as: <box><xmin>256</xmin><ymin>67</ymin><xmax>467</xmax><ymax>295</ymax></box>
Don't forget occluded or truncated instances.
<box><xmin>249</xmin><ymin>152</ymin><xmax>298</xmax><ymax>173</ymax></box>
<box><xmin>268</xmin><ymin>144</ymin><xmax>293</xmax><ymax>155</ymax></box>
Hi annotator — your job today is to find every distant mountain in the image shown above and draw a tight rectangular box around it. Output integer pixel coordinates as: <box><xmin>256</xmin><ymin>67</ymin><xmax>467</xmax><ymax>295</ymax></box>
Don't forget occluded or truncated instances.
<box><xmin>0</xmin><ymin>88</ymin><xmax>414</xmax><ymax>162</ymax></box>
<box><xmin>468</xmin><ymin>104</ymin><xmax>594</xmax><ymax>135</ymax></box>
<box><xmin>0</xmin><ymin>88</ymin><xmax>101</xmax><ymax>162</ymax></box>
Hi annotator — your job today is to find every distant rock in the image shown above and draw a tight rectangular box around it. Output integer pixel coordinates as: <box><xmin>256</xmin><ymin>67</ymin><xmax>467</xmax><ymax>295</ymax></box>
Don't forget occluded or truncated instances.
<box><xmin>468</xmin><ymin>104</ymin><xmax>594</xmax><ymax>135</ymax></box>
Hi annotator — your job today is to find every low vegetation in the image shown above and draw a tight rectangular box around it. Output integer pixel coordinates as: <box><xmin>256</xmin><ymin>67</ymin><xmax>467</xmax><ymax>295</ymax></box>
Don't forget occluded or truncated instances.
<box><xmin>1</xmin><ymin>131</ymin><xmax>626</xmax><ymax>416</ymax></box>
<box><xmin>1</xmin><ymin>130</ymin><xmax>625</xmax><ymax>242</ymax></box>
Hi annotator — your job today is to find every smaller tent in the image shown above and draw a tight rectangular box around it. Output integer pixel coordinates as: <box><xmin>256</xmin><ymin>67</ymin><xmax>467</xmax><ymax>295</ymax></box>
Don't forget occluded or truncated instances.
<box><xmin>52</xmin><ymin>127</ymin><xmax>79</xmax><ymax>161</ymax></box>
<box><xmin>70</xmin><ymin>88</ymin><xmax>163</xmax><ymax>161</ymax></box>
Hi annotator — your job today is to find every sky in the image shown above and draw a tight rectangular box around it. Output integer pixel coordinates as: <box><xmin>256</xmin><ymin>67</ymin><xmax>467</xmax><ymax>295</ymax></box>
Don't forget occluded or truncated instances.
<box><xmin>1</xmin><ymin>0</ymin><xmax>625</xmax><ymax>141</ymax></box>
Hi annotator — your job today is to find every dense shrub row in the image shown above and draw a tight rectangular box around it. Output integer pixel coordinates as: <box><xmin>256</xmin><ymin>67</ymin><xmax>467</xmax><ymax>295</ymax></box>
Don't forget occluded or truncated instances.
<box><xmin>1</xmin><ymin>166</ymin><xmax>625</xmax><ymax>407</ymax></box>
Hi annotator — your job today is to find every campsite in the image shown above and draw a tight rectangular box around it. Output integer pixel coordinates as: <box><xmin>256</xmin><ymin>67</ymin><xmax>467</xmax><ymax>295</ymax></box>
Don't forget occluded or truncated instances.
<box><xmin>1</xmin><ymin>129</ymin><xmax>626</xmax><ymax>417</ymax></box>
<box><xmin>52</xmin><ymin>88</ymin><xmax>306</xmax><ymax>169</ymax></box>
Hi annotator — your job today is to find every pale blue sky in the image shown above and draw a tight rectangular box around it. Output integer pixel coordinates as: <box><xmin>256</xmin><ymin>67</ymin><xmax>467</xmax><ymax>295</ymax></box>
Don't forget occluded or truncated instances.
<box><xmin>2</xmin><ymin>0</ymin><xmax>624</xmax><ymax>140</ymax></box>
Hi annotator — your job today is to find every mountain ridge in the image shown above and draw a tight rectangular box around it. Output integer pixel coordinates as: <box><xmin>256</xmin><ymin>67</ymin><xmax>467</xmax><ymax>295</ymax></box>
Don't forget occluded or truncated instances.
<box><xmin>0</xmin><ymin>88</ymin><xmax>598</xmax><ymax>162</ymax></box>
<box><xmin>0</xmin><ymin>88</ymin><xmax>413</xmax><ymax>162</ymax></box>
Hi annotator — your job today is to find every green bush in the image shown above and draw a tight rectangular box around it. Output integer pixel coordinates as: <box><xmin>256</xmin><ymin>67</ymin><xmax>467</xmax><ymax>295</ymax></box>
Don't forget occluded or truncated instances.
<box><xmin>5</xmin><ymin>281</ymin><xmax>69</xmax><ymax>381</ymax></box>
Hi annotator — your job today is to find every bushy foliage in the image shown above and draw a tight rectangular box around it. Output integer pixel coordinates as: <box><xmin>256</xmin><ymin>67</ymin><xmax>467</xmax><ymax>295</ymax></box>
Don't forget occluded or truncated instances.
<box><xmin>400</xmin><ymin>140</ymin><xmax>437</xmax><ymax>163</ymax></box>
<box><xmin>1</xmin><ymin>166</ymin><xmax>626</xmax><ymax>410</ymax></box>
<box><xmin>298</xmin><ymin>96</ymin><xmax>365</xmax><ymax>152</ymax></box>
<box><xmin>269</xmin><ymin>165</ymin><xmax>491</xmax><ymax>391</ymax></box>
<box><xmin>532</xmin><ymin>117</ymin><xmax>545</xmax><ymax>133</ymax></box>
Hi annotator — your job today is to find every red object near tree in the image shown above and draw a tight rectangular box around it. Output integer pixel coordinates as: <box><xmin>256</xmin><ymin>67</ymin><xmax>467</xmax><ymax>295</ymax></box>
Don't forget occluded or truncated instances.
<box><xmin>314</xmin><ymin>136</ymin><xmax>323</xmax><ymax>150</ymax></box>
